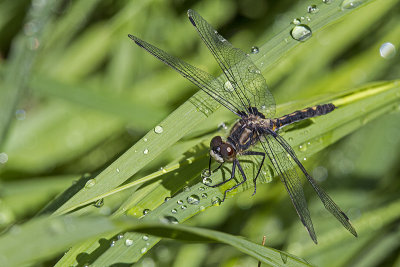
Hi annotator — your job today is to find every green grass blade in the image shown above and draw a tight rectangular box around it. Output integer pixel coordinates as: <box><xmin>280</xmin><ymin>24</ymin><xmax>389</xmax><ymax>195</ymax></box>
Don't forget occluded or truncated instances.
<box><xmin>0</xmin><ymin>0</ymin><xmax>58</xmax><ymax>147</ymax></box>
<box><xmin>0</xmin><ymin>214</ymin><xmax>310</xmax><ymax>267</ymax></box>
<box><xmin>0</xmin><ymin>216</ymin><xmax>120</xmax><ymax>267</ymax></box>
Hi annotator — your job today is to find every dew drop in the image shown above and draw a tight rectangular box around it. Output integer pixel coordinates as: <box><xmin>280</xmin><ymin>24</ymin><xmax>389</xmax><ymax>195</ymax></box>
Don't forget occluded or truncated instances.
<box><xmin>181</xmin><ymin>205</ymin><xmax>187</xmax><ymax>210</ymax></box>
<box><xmin>248</xmin><ymin>65</ymin><xmax>261</xmax><ymax>74</ymax></box>
<box><xmin>125</xmin><ymin>239</ymin><xmax>133</xmax><ymax>246</ymax></box>
<box><xmin>154</xmin><ymin>125</ymin><xmax>164</xmax><ymax>134</ymax></box>
<box><xmin>202</xmin><ymin>177</ymin><xmax>213</xmax><ymax>186</ymax></box>
<box><xmin>141</xmin><ymin>247</ymin><xmax>147</xmax><ymax>254</ymax></box>
<box><xmin>224</xmin><ymin>81</ymin><xmax>234</xmax><ymax>92</ymax></box>
<box><xmin>218</xmin><ymin>122</ymin><xmax>228</xmax><ymax>130</ymax></box>
<box><xmin>323</xmin><ymin>0</ymin><xmax>332</xmax><ymax>4</ymax></box>
<box><xmin>201</xmin><ymin>169</ymin><xmax>211</xmax><ymax>178</ymax></box>
<box><xmin>250</xmin><ymin>46</ymin><xmax>259</xmax><ymax>54</ymax></box>
<box><xmin>160</xmin><ymin>215</ymin><xmax>179</xmax><ymax>224</ymax></box>
<box><xmin>94</xmin><ymin>198</ymin><xmax>104</xmax><ymax>208</ymax></box>
<box><xmin>341</xmin><ymin>0</ymin><xmax>364</xmax><ymax>9</ymax></box>
<box><xmin>211</xmin><ymin>196</ymin><xmax>222</xmax><ymax>206</ymax></box>
<box><xmin>303</xmin><ymin>157</ymin><xmax>307</xmax><ymax>161</ymax></box>
<box><xmin>142</xmin><ymin>235</ymin><xmax>149</xmax><ymax>241</ymax></box>
<box><xmin>164</xmin><ymin>197</ymin><xmax>171</xmax><ymax>202</ymax></box>
<box><xmin>313</xmin><ymin>166</ymin><xmax>328</xmax><ymax>182</ymax></box>
<box><xmin>0</xmin><ymin>153</ymin><xmax>8</xmax><ymax>164</ymax></box>
<box><xmin>379</xmin><ymin>42</ymin><xmax>396</xmax><ymax>59</ymax></box>
<box><xmin>143</xmin><ymin>149</ymin><xmax>149</xmax><ymax>155</ymax></box>
<box><xmin>307</xmin><ymin>5</ymin><xmax>319</xmax><ymax>13</ymax></box>
<box><xmin>187</xmin><ymin>194</ymin><xmax>200</xmax><ymax>205</ymax></box>
<box><xmin>15</xmin><ymin>109</ymin><xmax>26</xmax><ymax>120</ymax></box>
<box><xmin>292</xmin><ymin>18</ymin><xmax>301</xmax><ymax>25</ymax></box>
<box><xmin>171</xmin><ymin>208</ymin><xmax>177</xmax><ymax>214</ymax></box>
<box><xmin>143</xmin><ymin>138</ymin><xmax>148</xmax><ymax>142</ymax></box>
<box><xmin>291</xmin><ymin>25</ymin><xmax>312</xmax><ymax>42</ymax></box>
<box><xmin>199</xmin><ymin>206</ymin><xmax>206</xmax><ymax>211</ymax></box>
<box><xmin>201</xmin><ymin>193</ymin><xmax>208</xmax><ymax>199</ymax></box>
<box><xmin>143</xmin><ymin>209</ymin><xmax>150</xmax><ymax>215</ymax></box>
<box><xmin>199</xmin><ymin>186</ymin><xmax>205</xmax><ymax>191</ymax></box>
<box><xmin>299</xmin><ymin>143</ymin><xmax>307</xmax><ymax>152</ymax></box>
<box><xmin>177</xmin><ymin>200</ymin><xmax>183</xmax><ymax>205</ymax></box>
<box><xmin>117</xmin><ymin>233</ymin><xmax>124</xmax><ymax>240</ymax></box>
<box><xmin>85</xmin><ymin>179</ymin><xmax>96</xmax><ymax>189</ymax></box>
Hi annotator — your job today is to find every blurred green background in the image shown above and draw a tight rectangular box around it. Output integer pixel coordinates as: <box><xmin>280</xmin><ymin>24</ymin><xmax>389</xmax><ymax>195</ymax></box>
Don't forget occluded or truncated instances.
<box><xmin>0</xmin><ymin>0</ymin><xmax>400</xmax><ymax>266</ymax></box>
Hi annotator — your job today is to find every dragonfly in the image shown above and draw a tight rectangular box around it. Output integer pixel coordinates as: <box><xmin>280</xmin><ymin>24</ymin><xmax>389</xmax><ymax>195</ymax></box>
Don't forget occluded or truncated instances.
<box><xmin>128</xmin><ymin>9</ymin><xmax>357</xmax><ymax>244</ymax></box>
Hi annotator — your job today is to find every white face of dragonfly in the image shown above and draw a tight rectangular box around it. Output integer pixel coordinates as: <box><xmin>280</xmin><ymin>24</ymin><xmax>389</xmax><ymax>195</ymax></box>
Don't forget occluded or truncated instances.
<box><xmin>210</xmin><ymin>148</ymin><xmax>224</xmax><ymax>163</ymax></box>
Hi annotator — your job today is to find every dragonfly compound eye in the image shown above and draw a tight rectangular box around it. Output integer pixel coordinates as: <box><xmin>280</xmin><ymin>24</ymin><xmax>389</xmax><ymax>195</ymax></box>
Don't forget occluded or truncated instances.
<box><xmin>210</xmin><ymin>136</ymin><xmax>222</xmax><ymax>149</ymax></box>
<box><xmin>220</xmin><ymin>144</ymin><xmax>235</xmax><ymax>159</ymax></box>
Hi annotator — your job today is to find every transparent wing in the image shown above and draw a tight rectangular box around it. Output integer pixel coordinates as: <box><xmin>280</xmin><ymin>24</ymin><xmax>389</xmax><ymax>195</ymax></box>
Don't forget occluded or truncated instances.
<box><xmin>187</xmin><ymin>9</ymin><xmax>276</xmax><ymax>118</ymax></box>
<box><xmin>129</xmin><ymin>35</ymin><xmax>243</xmax><ymax>116</ymax></box>
<box><xmin>236</xmin><ymin>152</ymin><xmax>274</xmax><ymax>192</ymax></box>
<box><xmin>257</xmin><ymin>131</ymin><xmax>317</xmax><ymax>243</ymax></box>
<box><xmin>273</xmin><ymin>134</ymin><xmax>358</xmax><ymax>237</ymax></box>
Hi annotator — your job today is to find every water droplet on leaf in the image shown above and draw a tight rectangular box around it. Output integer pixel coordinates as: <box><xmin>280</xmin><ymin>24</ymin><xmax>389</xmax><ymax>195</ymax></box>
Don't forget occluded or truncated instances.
<box><xmin>187</xmin><ymin>195</ymin><xmax>200</xmax><ymax>205</ymax></box>
<box><xmin>143</xmin><ymin>209</ymin><xmax>150</xmax><ymax>215</ymax></box>
<box><xmin>160</xmin><ymin>216</ymin><xmax>179</xmax><ymax>224</ymax></box>
<box><xmin>94</xmin><ymin>198</ymin><xmax>104</xmax><ymax>208</ymax></box>
<box><xmin>125</xmin><ymin>239</ymin><xmax>133</xmax><ymax>246</ymax></box>
<box><xmin>85</xmin><ymin>179</ymin><xmax>96</xmax><ymax>189</ymax></box>
<box><xmin>211</xmin><ymin>196</ymin><xmax>222</xmax><ymax>206</ymax></box>
<box><xmin>224</xmin><ymin>81</ymin><xmax>234</xmax><ymax>92</ymax></box>
<box><xmin>307</xmin><ymin>5</ymin><xmax>319</xmax><ymax>13</ymax></box>
<box><xmin>250</xmin><ymin>46</ymin><xmax>259</xmax><ymax>54</ymax></box>
<box><xmin>292</xmin><ymin>18</ymin><xmax>301</xmax><ymax>25</ymax></box>
<box><xmin>154</xmin><ymin>125</ymin><xmax>164</xmax><ymax>134</ymax></box>
<box><xmin>202</xmin><ymin>177</ymin><xmax>213</xmax><ymax>186</ymax></box>
<box><xmin>379</xmin><ymin>42</ymin><xmax>396</xmax><ymax>59</ymax></box>
<box><xmin>341</xmin><ymin>0</ymin><xmax>364</xmax><ymax>10</ymax></box>
<box><xmin>291</xmin><ymin>25</ymin><xmax>312</xmax><ymax>42</ymax></box>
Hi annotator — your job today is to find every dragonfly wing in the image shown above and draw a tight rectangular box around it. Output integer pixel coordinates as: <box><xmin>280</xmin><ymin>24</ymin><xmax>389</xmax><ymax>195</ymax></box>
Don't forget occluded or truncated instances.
<box><xmin>273</xmin><ymin>134</ymin><xmax>358</xmax><ymax>237</ymax></box>
<box><xmin>129</xmin><ymin>35</ymin><xmax>242</xmax><ymax>116</ymax></box>
<box><xmin>257</xmin><ymin>131</ymin><xmax>317</xmax><ymax>243</ymax></box>
<box><xmin>187</xmin><ymin>9</ymin><xmax>276</xmax><ymax>118</ymax></box>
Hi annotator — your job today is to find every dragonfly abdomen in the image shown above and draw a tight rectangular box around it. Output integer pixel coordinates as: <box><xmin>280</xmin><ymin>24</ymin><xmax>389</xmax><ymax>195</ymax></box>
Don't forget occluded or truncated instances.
<box><xmin>274</xmin><ymin>103</ymin><xmax>335</xmax><ymax>129</ymax></box>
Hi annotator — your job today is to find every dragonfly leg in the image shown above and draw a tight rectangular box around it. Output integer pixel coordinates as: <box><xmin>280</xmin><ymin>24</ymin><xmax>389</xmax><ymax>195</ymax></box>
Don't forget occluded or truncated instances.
<box><xmin>221</xmin><ymin>159</ymin><xmax>247</xmax><ymax>201</ymax></box>
<box><xmin>207</xmin><ymin>159</ymin><xmax>237</xmax><ymax>188</ymax></box>
<box><xmin>241</xmin><ymin>151</ymin><xmax>265</xmax><ymax>196</ymax></box>
<box><xmin>208</xmin><ymin>155</ymin><xmax>223</xmax><ymax>173</ymax></box>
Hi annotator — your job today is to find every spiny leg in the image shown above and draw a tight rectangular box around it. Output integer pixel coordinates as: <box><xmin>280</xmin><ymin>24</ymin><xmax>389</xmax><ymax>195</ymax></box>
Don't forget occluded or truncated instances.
<box><xmin>207</xmin><ymin>159</ymin><xmax>237</xmax><ymax>188</ymax></box>
<box><xmin>208</xmin><ymin>156</ymin><xmax>222</xmax><ymax>174</ymax></box>
<box><xmin>241</xmin><ymin>151</ymin><xmax>265</xmax><ymax>196</ymax></box>
<box><xmin>221</xmin><ymin>159</ymin><xmax>247</xmax><ymax>201</ymax></box>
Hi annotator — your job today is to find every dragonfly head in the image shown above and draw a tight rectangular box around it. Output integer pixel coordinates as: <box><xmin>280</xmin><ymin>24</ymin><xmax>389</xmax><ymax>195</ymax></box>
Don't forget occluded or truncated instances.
<box><xmin>210</xmin><ymin>136</ymin><xmax>236</xmax><ymax>163</ymax></box>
